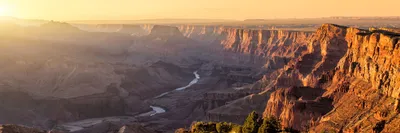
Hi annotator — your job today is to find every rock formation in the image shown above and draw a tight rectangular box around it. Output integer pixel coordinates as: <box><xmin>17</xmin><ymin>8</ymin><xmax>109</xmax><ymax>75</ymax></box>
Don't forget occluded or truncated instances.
<box><xmin>264</xmin><ymin>87</ymin><xmax>332</xmax><ymax>130</ymax></box>
<box><xmin>193</xmin><ymin>23</ymin><xmax>400</xmax><ymax>132</ymax></box>
<box><xmin>311</xmin><ymin>25</ymin><xmax>400</xmax><ymax>133</ymax></box>
<box><xmin>0</xmin><ymin>23</ymin><xmax>196</xmax><ymax>130</ymax></box>
<box><xmin>2</xmin><ymin>20</ymin><xmax>400</xmax><ymax>133</ymax></box>
<box><xmin>259</xmin><ymin>24</ymin><xmax>400</xmax><ymax>132</ymax></box>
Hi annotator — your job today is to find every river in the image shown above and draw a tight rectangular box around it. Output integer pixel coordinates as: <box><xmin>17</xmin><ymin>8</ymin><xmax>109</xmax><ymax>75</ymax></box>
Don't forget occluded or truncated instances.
<box><xmin>59</xmin><ymin>71</ymin><xmax>200</xmax><ymax>132</ymax></box>
<box><xmin>149</xmin><ymin>71</ymin><xmax>200</xmax><ymax>115</ymax></box>
<box><xmin>149</xmin><ymin>106</ymin><xmax>166</xmax><ymax>116</ymax></box>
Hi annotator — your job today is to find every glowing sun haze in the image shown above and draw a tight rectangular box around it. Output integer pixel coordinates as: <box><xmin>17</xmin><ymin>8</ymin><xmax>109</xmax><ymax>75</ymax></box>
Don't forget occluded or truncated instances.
<box><xmin>1</xmin><ymin>0</ymin><xmax>399</xmax><ymax>21</ymax></box>
<box><xmin>0</xmin><ymin>4</ymin><xmax>11</xmax><ymax>16</ymax></box>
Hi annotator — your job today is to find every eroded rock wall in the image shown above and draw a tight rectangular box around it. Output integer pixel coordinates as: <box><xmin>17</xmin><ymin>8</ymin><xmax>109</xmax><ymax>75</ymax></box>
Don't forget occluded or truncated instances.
<box><xmin>313</xmin><ymin>26</ymin><xmax>400</xmax><ymax>133</ymax></box>
<box><xmin>260</xmin><ymin>24</ymin><xmax>400</xmax><ymax>132</ymax></box>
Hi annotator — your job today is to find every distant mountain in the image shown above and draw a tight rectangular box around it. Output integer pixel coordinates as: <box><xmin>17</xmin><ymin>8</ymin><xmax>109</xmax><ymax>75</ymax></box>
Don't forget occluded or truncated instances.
<box><xmin>0</xmin><ymin>16</ymin><xmax>48</xmax><ymax>26</ymax></box>
<box><xmin>67</xmin><ymin>18</ymin><xmax>239</xmax><ymax>24</ymax></box>
<box><xmin>39</xmin><ymin>21</ymin><xmax>82</xmax><ymax>32</ymax></box>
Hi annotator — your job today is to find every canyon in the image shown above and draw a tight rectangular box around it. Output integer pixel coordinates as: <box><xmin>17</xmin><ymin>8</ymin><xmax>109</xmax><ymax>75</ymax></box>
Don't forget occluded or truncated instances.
<box><xmin>0</xmin><ymin>18</ymin><xmax>400</xmax><ymax>133</ymax></box>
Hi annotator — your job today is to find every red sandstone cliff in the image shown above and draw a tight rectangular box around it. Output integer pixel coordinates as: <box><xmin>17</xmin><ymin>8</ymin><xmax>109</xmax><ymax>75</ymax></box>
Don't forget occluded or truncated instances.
<box><xmin>178</xmin><ymin>25</ymin><xmax>315</xmax><ymax>70</ymax></box>
<box><xmin>178</xmin><ymin>25</ymin><xmax>313</xmax><ymax>57</ymax></box>
<box><xmin>260</xmin><ymin>24</ymin><xmax>400</xmax><ymax>132</ymax></box>
<box><xmin>190</xmin><ymin>23</ymin><xmax>400</xmax><ymax>132</ymax></box>
<box><xmin>312</xmin><ymin>26</ymin><xmax>400</xmax><ymax>133</ymax></box>
<box><xmin>192</xmin><ymin>27</ymin><xmax>315</xmax><ymax>123</ymax></box>
<box><xmin>219</xmin><ymin>29</ymin><xmax>313</xmax><ymax>57</ymax></box>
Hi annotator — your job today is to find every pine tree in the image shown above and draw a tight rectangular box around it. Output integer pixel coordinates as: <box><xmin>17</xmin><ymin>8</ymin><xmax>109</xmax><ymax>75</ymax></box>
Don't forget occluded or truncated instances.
<box><xmin>242</xmin><ymin>111</ymin><xmax>260</xmax><ymax>133</ymax></box>
<box><xmin>258</xmin><ymin>116</ymin><xmax>281</xmax><ymax>133</ymax></box>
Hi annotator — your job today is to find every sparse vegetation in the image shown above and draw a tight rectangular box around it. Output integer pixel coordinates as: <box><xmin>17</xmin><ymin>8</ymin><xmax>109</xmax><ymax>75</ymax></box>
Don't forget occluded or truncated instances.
<box><xmin>242</xmin><ymin>111</ymin><xmax>260</xmax><ymax>133</ymax></box>
<box><xmin>180</xmin><ymin>111</ymin><xmax>298</xmax><ymax>133</ymax></box>
<box><xmin>373</xmin><ymin>120</ymin><xmax>385</xmax><ymax>133</ymax></box>
<box><xmin>189</xmin><ymin>121</ymin><xmax>241</xmax><ymax>133</ymax></box>
<box><xmin>258</xmin><ymin>116</ymin><xmax>281</xmax><ymax>133</ymax></box>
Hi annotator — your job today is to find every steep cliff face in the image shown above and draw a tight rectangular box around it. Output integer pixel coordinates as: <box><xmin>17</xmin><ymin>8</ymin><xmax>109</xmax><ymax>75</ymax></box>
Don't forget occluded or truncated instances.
<box><xmin>312</xmin><ymin>27</ymin><xmax>400</xmax><ymax>133</ymax></box>
<box><xmin>262</xmin><ymin>24</ymin><xmax>362</xmax><ymax>131</ymax></box>
<box><xmin>260</xmin><ymin>24</ymin><xmax>400</xmax><ymax>132</ymax></box>
<box><xmin>264</xmin><ymin>87</ymin><xmax>332</xmax><ymax>130</ymax></box>
<box><xmin>178</xmin><ymin>25</ymin><xmax>313</xmax><ymax>58</ymax></box>
<box><xmin>140</xmin><ymin>23</ymin><xmax>400</xmax><ymax>132</ymax></box>
<box><xmin>178</xmin><ymin>25</ymin><xmax>225</xmax><ymax>43</ymax></box>
<box><xmin>178</xmin><ymin>25</ymin><xmax>317</xmax><ymax>73</ymax></box>
<box><xmin>267</xmin><ymin>24</ymin><xmax>354</xmax><ymax>89</ymax></box>
<box><xmin>219</xmin><ymin>29</ymin><xmax>313</xmax><ymax>57</ymax></box>
<box><xmin>74</xmin><ymin>24</ymin><xmax>313</xmax><ymax>69</ymax></box>
<box><xmin>175</xmin><ymin>26</ymin><xmax>316</xmax><ymax>124</ymax></box>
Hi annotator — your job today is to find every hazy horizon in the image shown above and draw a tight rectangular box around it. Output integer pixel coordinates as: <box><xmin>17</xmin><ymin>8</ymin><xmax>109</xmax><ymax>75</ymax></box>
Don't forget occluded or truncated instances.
<box><xmin>0</xmin><ymin>0</ymin><xmax>399</xmax><ymax>21</ymax></box>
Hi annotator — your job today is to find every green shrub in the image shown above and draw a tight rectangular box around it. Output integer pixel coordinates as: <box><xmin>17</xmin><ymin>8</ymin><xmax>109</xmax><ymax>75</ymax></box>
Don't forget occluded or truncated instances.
<box><xmin>242</xmin><ymin>111</ymin><xmax>261</xmax><ymax>133</ymax></box>
<box><xmin>190</xmin><ymin>121</ymin><xmax>243</xmax><ymax>133</ymax></box>
<box><xmin>258</xmin><ymin>116</ymin><xmax>281</xmax><ymax>133</ymax></box>
<box><xmin>231</xmin><ymin>125</ymin><xmax>242</xmax><ymax>133</ymax></box>
<box><xmin>185</xmin><ymin>111</ymin><xmax>289</xmax><ymax>133</ymax></box>
<box><xmin>191</xmin><ymin>121</ymin><xmax>217</xmax><ymax>133</ymax></box>
<box><xmin>216</xmin><ymin>122</ymin><xmax>232</xmax><ymax>133</ymax></box>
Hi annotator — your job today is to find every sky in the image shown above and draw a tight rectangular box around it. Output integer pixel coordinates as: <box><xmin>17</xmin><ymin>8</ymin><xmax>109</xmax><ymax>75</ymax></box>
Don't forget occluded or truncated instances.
<box><xmin>0</xmin><ymin>0</ymin><xmax>399</xmax><ymax>21</ymax></box>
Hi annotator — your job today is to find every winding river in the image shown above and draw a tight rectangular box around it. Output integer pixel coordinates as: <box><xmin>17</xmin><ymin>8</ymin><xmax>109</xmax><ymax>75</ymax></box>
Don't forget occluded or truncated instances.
<box><xmin>59</xmin><ymin>71</ymin><xmax>200</xmax><ymax>132</ymax></box>
<box><xmin>149</xmin><ymin>71</ymin><xmax>200</xmax><ymax>116</ymax></box>
<box><xmin>149</xmin><ymin>106</ymin><xmax>166</xmax><ymax>116</ymax></box>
